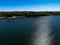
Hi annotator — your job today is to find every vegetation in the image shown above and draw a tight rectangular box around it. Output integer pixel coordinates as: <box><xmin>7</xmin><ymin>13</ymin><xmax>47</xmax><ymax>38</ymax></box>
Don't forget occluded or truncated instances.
<box><xmin>0</xmin><ymin>11</ymin><xmax>60</xmax><ymax>18</ymax></box>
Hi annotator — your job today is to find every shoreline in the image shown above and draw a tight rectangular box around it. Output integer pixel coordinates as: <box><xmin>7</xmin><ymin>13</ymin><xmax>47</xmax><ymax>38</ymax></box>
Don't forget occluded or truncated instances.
<box><xmin>0</xmin><ymin>11</ymin><xmax>60</xmax><ymax>19</ymax></box>
<box><xmin>0</xmin><ymin>15</ymin><xmax>59</xmax><ymax>19</ymax></box>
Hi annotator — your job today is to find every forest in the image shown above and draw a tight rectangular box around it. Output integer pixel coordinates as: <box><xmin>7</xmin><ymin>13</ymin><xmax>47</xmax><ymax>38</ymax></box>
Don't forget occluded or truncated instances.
<box><xmin>0</xmin><ymin>11</ymin><xmax>60</xmax><ymax>17</ymax></box>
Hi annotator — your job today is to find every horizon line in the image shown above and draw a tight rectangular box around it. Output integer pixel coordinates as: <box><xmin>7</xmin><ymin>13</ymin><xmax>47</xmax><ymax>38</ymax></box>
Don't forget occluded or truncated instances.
<box><xmin>0</xmin><ymin>10</ymin><xmax>60</xmax><ymax>12</ymax></box>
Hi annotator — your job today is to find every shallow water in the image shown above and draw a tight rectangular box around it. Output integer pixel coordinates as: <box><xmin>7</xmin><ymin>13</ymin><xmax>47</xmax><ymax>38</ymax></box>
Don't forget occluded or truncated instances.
<box><xmin>0</xmin><ymin>16</ymin><xmax>60</xmax><ymax>45</ymax></box>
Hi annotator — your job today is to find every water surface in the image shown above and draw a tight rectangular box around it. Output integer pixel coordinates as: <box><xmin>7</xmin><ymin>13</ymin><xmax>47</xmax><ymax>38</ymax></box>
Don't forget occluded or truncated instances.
<box><xmin>0</xmin><ymin>16</ymin><xmax>60</xmax><ymax>45</ymax></box>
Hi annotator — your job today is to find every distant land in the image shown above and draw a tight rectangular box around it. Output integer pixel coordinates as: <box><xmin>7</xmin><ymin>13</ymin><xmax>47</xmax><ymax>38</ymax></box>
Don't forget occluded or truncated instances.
<box><xmin>0</xmin><ymin>11</ymin><xmax>60</xmax><ymax>18</ymax></box>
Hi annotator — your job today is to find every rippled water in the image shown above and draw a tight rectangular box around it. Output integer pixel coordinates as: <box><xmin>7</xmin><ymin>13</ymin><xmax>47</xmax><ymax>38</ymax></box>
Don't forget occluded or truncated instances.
<box><xmin>0</xmin><ymin>16</ymin><xmax>60</xmax><ymax>45</ymax></box>
<box><xmin>31</xmin><ymin>16</ymin><xmax>53</xmax><ymax>45</ymax></box>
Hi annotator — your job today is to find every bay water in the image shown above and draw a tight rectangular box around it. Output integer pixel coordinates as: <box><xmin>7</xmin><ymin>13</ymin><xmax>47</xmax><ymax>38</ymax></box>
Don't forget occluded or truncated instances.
<box><xmin>0</xmin><ymin>16</ymin><xmax>60</xmax><ymax>45</ymax></box>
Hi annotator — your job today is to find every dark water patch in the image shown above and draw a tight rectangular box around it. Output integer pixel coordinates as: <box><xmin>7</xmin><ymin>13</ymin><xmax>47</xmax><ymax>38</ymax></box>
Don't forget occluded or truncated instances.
<box><xmin>0</xmin><ymin>17</ymin><xmax>36</xmax><ymax>45</ymax></box>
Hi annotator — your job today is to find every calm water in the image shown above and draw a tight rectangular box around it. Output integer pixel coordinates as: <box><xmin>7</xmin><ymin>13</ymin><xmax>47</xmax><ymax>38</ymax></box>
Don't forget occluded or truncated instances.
<box><xmin>0</xmin><ymin>16</ymin><xmax>60</xmax><ymax>45</ymax></box>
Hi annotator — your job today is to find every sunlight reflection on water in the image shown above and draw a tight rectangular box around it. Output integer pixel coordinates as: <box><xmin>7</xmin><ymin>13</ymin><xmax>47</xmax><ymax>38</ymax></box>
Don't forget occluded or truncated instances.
<box><xmin>31</xmin><ymin>16</ymin><xmax>54</xmax><ymax>45</ymax></box>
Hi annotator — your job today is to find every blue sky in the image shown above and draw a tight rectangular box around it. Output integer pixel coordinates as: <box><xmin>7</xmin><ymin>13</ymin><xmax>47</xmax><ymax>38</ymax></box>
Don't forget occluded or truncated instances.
<box><xmin>0</xmin><ymin>0</ymin><xmax>60</xmax><ymax>11</ymax></box>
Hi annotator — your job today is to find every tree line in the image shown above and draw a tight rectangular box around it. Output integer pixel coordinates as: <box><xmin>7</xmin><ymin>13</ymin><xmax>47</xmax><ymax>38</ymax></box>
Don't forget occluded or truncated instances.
<box><xmin>0</xmin><ymin>11</ymin><xmax>60</xmax><ymax>17</ymax></box>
